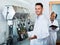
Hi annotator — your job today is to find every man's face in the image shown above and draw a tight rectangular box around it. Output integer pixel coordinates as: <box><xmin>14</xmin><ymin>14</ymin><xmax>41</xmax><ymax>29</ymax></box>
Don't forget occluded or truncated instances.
<box><xmin>50</xmin><ymin>13</ymin><xmax>56</xmax><ymax>21</ymax></box>
<box><xmin>35</xmin><ymin>5</ymin><xmax>43</xmax><ymax>16</ymax></box>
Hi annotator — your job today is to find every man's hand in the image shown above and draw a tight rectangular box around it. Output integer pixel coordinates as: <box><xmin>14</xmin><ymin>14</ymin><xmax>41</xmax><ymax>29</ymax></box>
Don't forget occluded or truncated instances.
<box><xmin>29</xmin><ymin>35</ymin><xmax>37</xmax><ymax>40</ymax></box>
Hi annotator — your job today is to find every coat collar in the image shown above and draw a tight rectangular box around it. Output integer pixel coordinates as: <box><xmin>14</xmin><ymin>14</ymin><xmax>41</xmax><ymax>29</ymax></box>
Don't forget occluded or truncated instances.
<box><xmin>37</xmin><ymin>14</ymin><xmax>44</xmax><ymax>19</ymax></box>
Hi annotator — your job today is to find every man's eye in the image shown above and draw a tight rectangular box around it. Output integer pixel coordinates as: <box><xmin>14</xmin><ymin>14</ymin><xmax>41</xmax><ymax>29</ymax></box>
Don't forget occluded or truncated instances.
<box><xmin>38</xmin><ymin>8</ymin><xmax>41</xmax><ymax>9</ymax></box>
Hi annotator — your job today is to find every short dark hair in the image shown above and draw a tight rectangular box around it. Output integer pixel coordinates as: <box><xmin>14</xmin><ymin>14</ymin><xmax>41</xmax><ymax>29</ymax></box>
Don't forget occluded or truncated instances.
<box><xmin>35</xmin><ymin>3</ymin><xmax>43</xmax><ymax>8</ymax></box>
<box><xmin>55</xmin><ymin>14</ymin><xmax>57</xmax><ymax>19</ymax></box>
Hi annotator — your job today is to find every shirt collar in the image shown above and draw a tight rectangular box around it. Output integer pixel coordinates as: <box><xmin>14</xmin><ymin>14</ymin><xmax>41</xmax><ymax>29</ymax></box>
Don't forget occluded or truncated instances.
<box><xmin>37</xmin><ymin>14</ymin><xmax>43</xmax><ymax>19</ymax></box>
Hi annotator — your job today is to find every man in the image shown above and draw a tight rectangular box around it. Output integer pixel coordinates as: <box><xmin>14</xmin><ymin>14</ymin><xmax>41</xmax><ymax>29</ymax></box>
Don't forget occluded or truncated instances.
<box><xmin>49</xmin><ymin>12</ymin><xmax>59</xmax><ymax>45</ymax></box>
<box><xmin>28</xmin><ymin>3</ymin><xmax>49</xmax><ymax>45</ymax></box>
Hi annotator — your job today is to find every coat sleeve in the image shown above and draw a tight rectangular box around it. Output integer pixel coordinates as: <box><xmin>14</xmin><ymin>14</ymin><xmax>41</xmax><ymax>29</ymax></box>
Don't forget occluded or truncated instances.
<box><xmin>27</xmin><ymin>31</ymin><xmax>35</xmax><ymax>37</ymax></box>
<box><xmin>55</xmin><ymin>21</ymin><xmax>59</xmax><ymax>31</ymax></box>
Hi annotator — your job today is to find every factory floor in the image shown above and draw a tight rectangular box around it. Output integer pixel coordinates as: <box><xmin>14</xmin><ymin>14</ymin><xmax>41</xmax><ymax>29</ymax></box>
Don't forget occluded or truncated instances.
<box><xmin>15</xmin><ymin>40</ymin><xmax>60</xmax><ymax>45</ymax></box>
<box><xmin>13</xmin><ymin>39</ymin><xmax>60</xmax><ymax>45</ymax></box>
<box><xmin>18</xmin><ymin>39</ymin><xmax>30</xmax><ymax>45</ymax></box>
<box><xmin>13</xmin><ymin>36</ymin><xmax>60</xmax><ymax>45</ymax></box>
<box><xmin>13</xmin><ymin>37</ymin><xmax>30</xmax><ymax>45</ymax></box>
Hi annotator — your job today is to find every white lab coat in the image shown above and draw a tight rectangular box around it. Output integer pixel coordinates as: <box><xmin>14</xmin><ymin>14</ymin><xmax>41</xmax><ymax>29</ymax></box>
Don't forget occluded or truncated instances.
<box><xmin>49</xmin><ymin>20</ymin><xmax>59</xmax><ymax>45</ymax></box>
<box><xmin>28</xmin><ymin>15</ymin><xmax>49</xmax><ymax>45</ymax></box>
